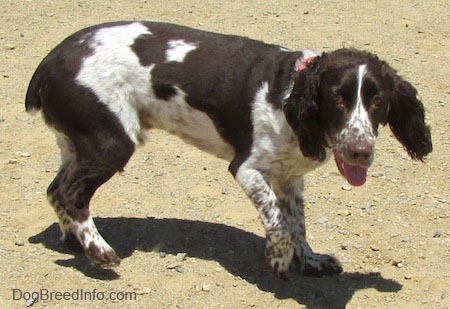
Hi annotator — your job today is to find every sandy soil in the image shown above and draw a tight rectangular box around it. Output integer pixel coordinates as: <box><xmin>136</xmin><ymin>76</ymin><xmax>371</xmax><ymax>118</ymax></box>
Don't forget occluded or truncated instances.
<box><xmin>1</xmin><ymin>1</ymin><xmax>449</xmax><ymax>308</ymax></box>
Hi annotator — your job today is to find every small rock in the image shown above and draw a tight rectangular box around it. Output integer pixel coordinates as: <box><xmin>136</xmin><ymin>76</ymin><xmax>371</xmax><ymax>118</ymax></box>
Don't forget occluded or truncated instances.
<box><xmin>340</xmin><ymin>244</ymin><xmax>349</xmax><ymax>250</ymax></box>
<box><xmin>369</xmin><ymin>244</ymin><xmax>380</xmax><ymax>251</ymax></box>
<box><xmin>5</xmin><ymin>44</ymin><xmax>16</xmax><ymax>50</ymax></box>
<box><xmin>338</xmin><ymin>210</ymin><xmax>351</xmax><ymax>216</ymax></box>
<box><xmin>391</xmin><ymin>260</ymin><xmax>403</xmax><ymax>267</ymax></box>
<box><xmin>401</xmin><ymin>237</ymin><xmax>413</xmax><ymax>243</ymax></box>
<box><xmin>221</xmin><ymin>187</ymin><xmax>229</xmax><ymax>195</ymax></box>
<box><xmin>196</xmin><ymin>283</ymin><xmax>211</xmax><ymax>292</ymax></box>
<box><xmin>341</xmin><ymin>184</ymin><xmax>352</xmax><ymax>191</ymax></box>
<box><xmin>319</xmin><ymin>172</ymin><xmax>330</xmax><ymax>178</ymax></box>
<box><xmin>135</xmin><ymin>288</ymin><xmax>151</xmax><ymax>295</ymax></box>
<box><xmin>19</xmin><ymin>152</ymin><xmax>31</xmax><ymax>157</ymax></box>
<box><xmin>202</xmin><ymin>284</ymin><xmax>210</xmax><ymax>292</ymax></box>
<box><xmin>353</xmin><ymin>244</ymin><xmax>363</xmax><ymax>250</ymax></box>
<box><xmin>404</xmin><ymin>274</ymin><xmax>412</xmax><ymax>279</ymax></box>
<box><xmin>339</xmin><ymin>229</ymin><xmax>349</xmax><ymax>235</ymax></box>
<box><xmin>159</xmin><ymin>251</ymin><xmax>167</xmax><ymax>258</ymax></box>
<box><xmin>165</xmin><ymin>263</ymin><xmax>180</xmax><ymax>270</ymax></box>
<box><xmin>371</xmin><ymin>172</ymin><xmax>385</xmax><ymax>178</ymax></box>
<box><xmin>15</xmin><ymin>240</ymin><xmax>24</xmax><ymax>246</ymax></box>
<box><xmin>316</xmin><ymin>217</ymin><xmax>328</xmax><ymax>224</ymax></box>
<box><xmin>176</xmin><ymin>252</ymin><xmax>187</xmax><ymax>261</ymax></box>
<box><xmin>433</xmin><ymin>231</ymin><xmax>442</xmax><ymax>238</ymax></box>
<box><xmin>175</xmin><ymin>266</ymin><xmax>185</xmax><ymax>273</ymax></box>
<box><xmin>8</xmin><ymin>158</ymin><xmax>18</xmax><ymax>164</ymax></box>
<box><xmin>25</xmin><ymin>295</ymin><xmax>37</xmax><ymax>307</ymax></box>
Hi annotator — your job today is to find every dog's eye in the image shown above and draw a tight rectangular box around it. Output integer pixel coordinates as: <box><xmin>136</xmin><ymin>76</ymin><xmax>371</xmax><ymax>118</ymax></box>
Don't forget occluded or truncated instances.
<box><xmin>372</xmin><ymin>95</ymin><xmax>382</xmax><ymax>107</ymax></box>
<box><xmin>332</xmin><ymin>93</ymin><xmax>343</xmax><ymax>105</ymax></box>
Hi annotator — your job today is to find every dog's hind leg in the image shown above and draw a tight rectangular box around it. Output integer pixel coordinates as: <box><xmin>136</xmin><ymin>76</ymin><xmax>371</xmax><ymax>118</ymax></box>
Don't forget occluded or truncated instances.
<box><xmin>47</xmin><ymin>126</ymin><xmax>135</xmax><ymax>267</ymax></box>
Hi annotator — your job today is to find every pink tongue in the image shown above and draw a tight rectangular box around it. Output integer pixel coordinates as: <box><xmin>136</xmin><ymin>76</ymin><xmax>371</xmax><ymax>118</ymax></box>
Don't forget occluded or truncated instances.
<box><xmin>342</xmin><ymin>163</ymin><xmax>367</xmax><ymax>186</ymax></box>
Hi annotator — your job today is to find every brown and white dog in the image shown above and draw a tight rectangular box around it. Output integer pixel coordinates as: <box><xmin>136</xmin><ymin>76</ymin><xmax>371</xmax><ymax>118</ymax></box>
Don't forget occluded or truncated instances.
<box><xmin>26</xmin><ymin>21</ymin><xmax>432</xmax><ymax>279</ymax></box>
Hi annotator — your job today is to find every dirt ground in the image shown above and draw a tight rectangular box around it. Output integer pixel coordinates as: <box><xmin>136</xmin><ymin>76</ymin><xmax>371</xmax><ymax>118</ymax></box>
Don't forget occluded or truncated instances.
<box><xmin>1</xmin><ymin>0</ymin><xmax>449</xmax><ymax>308</ymax></box>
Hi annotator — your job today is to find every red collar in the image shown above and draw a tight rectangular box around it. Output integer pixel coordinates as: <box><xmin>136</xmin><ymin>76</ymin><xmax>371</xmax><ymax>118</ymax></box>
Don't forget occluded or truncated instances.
<box><xmin>297</xmin><ymin>56</ymin><xmax>317</xmax><ymax>71</ymax></box>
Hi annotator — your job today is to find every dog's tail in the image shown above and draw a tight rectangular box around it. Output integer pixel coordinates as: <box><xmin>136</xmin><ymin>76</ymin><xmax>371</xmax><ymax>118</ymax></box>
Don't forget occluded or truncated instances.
<box><xmin>25</xmin><ymin>69</ymin><xmax>43</xmax><ymax>115</ymax></box>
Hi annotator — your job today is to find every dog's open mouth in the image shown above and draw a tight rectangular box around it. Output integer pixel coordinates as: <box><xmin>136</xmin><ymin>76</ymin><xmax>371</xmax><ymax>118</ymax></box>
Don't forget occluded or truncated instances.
<box><xmin>333</xmin><ymin>150</ymin><xmax>368</xmax><ymax>186</ymax></box>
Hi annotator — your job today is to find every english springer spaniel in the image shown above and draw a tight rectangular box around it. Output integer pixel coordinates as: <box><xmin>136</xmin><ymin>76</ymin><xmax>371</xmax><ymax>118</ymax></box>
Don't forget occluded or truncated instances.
<box><xmin>26</xmin><ymin>21</ymin><xmax>432</xmax><ymax>279</ymax></box>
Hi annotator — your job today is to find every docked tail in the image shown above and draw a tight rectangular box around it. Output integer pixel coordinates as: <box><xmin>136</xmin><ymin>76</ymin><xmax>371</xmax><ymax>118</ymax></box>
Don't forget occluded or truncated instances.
<box><xmin>25</xmin><ymin>71</ymin><xmax>42</xmax><ymax>115</ymax></box>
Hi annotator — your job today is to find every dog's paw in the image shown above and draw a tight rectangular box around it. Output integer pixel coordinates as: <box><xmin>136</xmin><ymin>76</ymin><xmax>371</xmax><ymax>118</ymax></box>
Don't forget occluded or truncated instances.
<box><xmin>85</xmin><ymin>241</ymin><xmax>121</xmax><ymax>268</ymax></box>
<box><xmin>303</xmin><ymin>253</ymin><xmax>343</xmax><ymax>277</ymax></box>
<box><xmin>265</xmin><ymin>243</ymin><xmax>294</xmax><ymax>280</ymax></box>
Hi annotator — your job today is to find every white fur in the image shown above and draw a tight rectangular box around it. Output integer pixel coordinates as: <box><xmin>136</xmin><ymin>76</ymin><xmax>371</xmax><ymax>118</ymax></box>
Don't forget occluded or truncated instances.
<box><xmin>300</xmin><ymin>49</ymin><xmax>322</xmax><ymax>61</ymax></box>
<box><xmin>76</xmin><ymin>22</ymin><xmax>153</xmax><ymax>145</ymax></box>
<box><xmin>247</xmin><ymin>82</ymin><xmax>330</xmax><ymax>179</ymax></box>
<box><xmin>165</xmin><ymin>40</ymin><xmax>198</xmax><ymax>63</ymax></box>
<box><xmin>334</xmin><ymin>64</ymin><xmax>376</xmax><ymax>155</ymax></box>
<box><xmin>147</xmin><ymin>83</ymin><xmax>234</xmax><ymax>160</ymax></box>
<box><xmin>72</xmin><ymin>217</ymin><xmax>115</xmax><ymax>256</ymax></box>
<box><xmin>350</xmin><ymin>64</ymin><xmax>375</xmax><ymax>141</ymax></box>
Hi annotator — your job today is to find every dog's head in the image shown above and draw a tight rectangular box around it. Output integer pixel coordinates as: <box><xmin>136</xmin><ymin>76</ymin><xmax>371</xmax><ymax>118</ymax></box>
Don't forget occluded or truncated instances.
<box><xmin>283</xmin><ymin>48</ymin><xmax>432</xmax><ymax>186</ymax></box>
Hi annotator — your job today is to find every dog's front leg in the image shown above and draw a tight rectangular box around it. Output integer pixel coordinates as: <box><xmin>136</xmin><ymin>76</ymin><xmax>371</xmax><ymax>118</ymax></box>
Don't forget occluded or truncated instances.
<box><xmin>276</xmin><ymin>176</ymin><xmax>343</xmax><ymax>277</ymax></box>
<box><xmin>234</xmin><ymin>166</ymin><xmax>293</xmax><ymax>280</ymax></box>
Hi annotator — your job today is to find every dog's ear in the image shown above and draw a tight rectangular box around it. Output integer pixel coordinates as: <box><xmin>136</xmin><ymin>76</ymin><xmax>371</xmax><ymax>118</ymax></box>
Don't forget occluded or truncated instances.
<box><xmin>283</xmin><ymin>56</ymin><xmax>326</xmax><ymax>161</ymax></box>
<box><xmin>385</xmin><ymin>70</ymin><xmax>432</xmax><ymax>160</ymax></box>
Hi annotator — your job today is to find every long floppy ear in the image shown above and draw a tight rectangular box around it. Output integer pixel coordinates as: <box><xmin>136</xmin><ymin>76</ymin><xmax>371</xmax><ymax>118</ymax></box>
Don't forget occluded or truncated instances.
<box><xmin>283</xmin><ymin>56</ymin><xmax>326</xmax><ymax>161</ymax></box>
<box><xmin>387</xmin><ymin>74</ymin><xmax>432</xmax><ymax>160</ymax></box>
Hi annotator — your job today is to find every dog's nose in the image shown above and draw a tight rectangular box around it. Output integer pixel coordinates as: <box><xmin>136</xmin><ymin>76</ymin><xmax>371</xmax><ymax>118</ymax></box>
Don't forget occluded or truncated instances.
<box><xmin>347</xmin><ymin>141</ymin><xmax>373</xmax><ymax>164</ymax></box>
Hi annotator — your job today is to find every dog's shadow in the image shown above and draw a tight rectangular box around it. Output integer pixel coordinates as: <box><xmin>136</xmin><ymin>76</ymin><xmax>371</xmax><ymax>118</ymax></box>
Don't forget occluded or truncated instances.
<box><xmin>29</xmin><ymin>217</ymin><xmax>401</xmax><ymax>308</ymax></box>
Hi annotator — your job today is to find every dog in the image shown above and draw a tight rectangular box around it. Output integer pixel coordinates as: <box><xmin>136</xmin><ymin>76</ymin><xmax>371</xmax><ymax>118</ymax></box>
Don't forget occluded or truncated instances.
<box><xmin>25</xmin><ymin>21</ymin><xmax>432</xmax><ymax>279</ymax></box>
